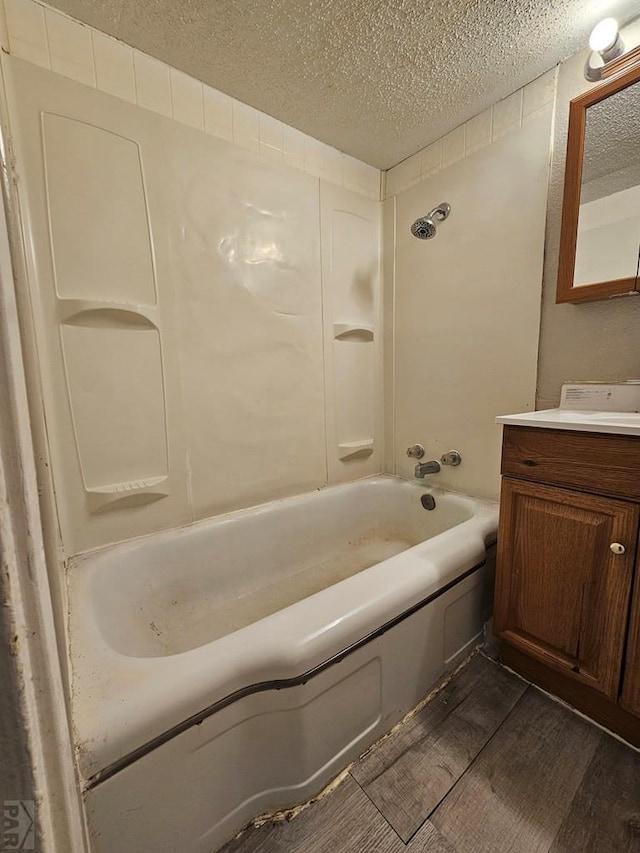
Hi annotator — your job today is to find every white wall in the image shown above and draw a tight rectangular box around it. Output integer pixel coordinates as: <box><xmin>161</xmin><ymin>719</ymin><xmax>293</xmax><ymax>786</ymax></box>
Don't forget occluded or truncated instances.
<box><xmin>5</xmin><ymin>37</ymin><xmax>381</xmax><ymax>557</ymax></box>
<box><xmin>385</xmin><ymin>94</ymin><xmax>554</xmax><ymax>500</ymax></box>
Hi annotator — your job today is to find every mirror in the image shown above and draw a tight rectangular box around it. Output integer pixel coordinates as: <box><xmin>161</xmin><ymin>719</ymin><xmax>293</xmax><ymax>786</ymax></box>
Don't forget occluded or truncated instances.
<box><xmin>557</xmin><ymin>61</ymin><xmax>640</xmax><ymax>303</ymax></box>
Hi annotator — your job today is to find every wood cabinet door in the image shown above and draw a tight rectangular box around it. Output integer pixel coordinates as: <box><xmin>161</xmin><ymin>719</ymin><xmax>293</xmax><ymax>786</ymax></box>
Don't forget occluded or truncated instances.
<box><xmin>495</xmin><ymin>478</ymin><xmax>639</xmax><ymax>699</ymax></box>
<box><xmin>621</xmin><ymin>568</ymin><xmax>640</xmax><ymax>717</ymax></box>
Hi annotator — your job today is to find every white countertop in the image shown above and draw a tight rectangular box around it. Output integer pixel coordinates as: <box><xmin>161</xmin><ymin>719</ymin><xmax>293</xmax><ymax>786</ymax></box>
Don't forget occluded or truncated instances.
<box><xmin>496</xmin><ymin>409</ymin><xmax>640</xmax><ymax>436</ymax></box>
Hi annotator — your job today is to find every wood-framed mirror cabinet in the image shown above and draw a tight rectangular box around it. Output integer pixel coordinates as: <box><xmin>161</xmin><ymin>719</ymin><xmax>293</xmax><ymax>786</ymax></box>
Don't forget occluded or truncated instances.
<box><xmin>556</xmin><ymin>57</ymin><xmax>640</xmax><ymax>304</ymax></box>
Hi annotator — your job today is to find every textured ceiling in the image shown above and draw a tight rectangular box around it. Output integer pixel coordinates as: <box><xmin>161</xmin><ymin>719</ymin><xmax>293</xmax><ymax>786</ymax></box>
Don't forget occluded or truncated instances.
<box><xmin>45</xmin><ymin>0</ymin><xmax>640</xmax><ymax>169</ymax></box>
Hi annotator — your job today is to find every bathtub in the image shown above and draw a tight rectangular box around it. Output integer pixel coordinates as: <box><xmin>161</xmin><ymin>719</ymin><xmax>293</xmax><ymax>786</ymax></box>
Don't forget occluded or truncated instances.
<box><xmin>69</xmin><ymin>475</ymin><xmax>497</xmax><ymax>853</ymax></box>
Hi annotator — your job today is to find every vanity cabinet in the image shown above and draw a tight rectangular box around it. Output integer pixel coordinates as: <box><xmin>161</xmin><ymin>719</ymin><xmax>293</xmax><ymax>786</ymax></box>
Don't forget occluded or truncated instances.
<box><xmin>494</xmin><ymin>425</ymin><xmax>640</xmax><ymax>745</ymax></box>
<box><xmin>622</xmin><ymin>578</ymin><xmax>640</xmax><ymax>716</ymax></box>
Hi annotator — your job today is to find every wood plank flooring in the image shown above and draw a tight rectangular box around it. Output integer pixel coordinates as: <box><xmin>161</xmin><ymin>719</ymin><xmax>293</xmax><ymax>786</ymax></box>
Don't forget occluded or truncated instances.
<box><xmin>352</xmin><ymin>654</ymin><xmax>526</xmax><ymax>841</ymax></box>
<box><xmin>430</xmin><ymin>688</ymin><xmax>601</xmax><ymax>852</ymax></box>
<box><xmin>549</xmin><ymin>737</ymin><xmax>640</xmax><ymax>853</ymax></box>
<box><xmin>220</xmin><ymin>654</ymin><xmax>640</xmax><ymax>853</ymax></box>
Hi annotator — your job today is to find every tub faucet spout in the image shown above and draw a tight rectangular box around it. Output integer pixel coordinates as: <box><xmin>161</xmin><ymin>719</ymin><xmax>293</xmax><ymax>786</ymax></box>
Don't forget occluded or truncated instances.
<box><xmin>414</xmin><ymin>460</ymin><xmax>441</xmax><ymax>478</ymax></box>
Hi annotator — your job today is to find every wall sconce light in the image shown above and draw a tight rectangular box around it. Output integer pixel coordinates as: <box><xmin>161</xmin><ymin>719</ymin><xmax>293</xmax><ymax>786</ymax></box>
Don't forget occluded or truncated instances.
<box><xmin>584</xmin><ymin>18</ymin><xmax>626</xmax><ymax>81</ymax></box>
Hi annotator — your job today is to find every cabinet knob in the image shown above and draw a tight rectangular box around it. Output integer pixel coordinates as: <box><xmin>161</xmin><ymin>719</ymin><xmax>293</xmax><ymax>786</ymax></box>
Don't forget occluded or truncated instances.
<box><xmin>610</xmin><ymin>543</ymin><xmax>626</xmax><ymax>555</ymax></box>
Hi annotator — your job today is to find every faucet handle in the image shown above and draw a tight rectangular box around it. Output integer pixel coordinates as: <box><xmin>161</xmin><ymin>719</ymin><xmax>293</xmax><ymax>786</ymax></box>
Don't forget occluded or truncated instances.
<box><xmin>406</xmin><ymin>444</ymin><xmax>425</xmax><ymax>459</ymax></box>
<box><xmin>440</xmin><ymin>450</ymin><xmax>462</xmax><ymax>466</ymax></box>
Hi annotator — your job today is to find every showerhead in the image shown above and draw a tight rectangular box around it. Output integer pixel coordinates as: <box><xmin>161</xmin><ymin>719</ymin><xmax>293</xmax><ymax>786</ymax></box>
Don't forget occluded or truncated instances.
<box><xmin>411</xmin><ymin>217</ymin><xmax>437</xmax><ymax>240</ymax></box>
<box><xmin>410</xmin><ymin>202</ymin><xmax>451</xmax><ymax>239</ymax></box>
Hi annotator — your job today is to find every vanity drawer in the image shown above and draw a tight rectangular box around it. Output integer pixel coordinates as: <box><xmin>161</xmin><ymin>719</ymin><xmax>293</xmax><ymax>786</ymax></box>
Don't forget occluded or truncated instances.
<box><xmin>501</xmin><ymin>425</ymin><xmax>640</xmax><ymax>501</ymax></box>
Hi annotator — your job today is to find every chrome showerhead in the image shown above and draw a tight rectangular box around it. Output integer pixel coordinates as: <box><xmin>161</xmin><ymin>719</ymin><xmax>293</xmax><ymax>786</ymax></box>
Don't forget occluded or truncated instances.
<box><xmin>410</xmin><ymin>202</ymin><xmax>451</xmax><ymax>239</ymax></box>
<box><xmin>411</xmin><ymin>217</ymin><xmax>436</xmax><ymax>239</ymax></box>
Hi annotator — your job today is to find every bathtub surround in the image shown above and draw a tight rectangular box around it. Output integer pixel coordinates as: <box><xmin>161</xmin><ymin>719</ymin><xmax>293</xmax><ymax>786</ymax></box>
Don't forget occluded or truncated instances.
<box><xmin>382</xmin><ymin>73</ymin><xmax>556</xmax><ymax>495</ymax></box>
<box><xmin>321</xmin><ymin>184</ymin><xmax>383</xmax><ymax>483</ymax></box>
<box><xmin>382</xmin><ymin>196</ymin><xmax>396</xmax><ymax>474</ymax></box>
<box><xmin>5</xmin><ymin>51</ymin><xmax>381</xmax><ymax>556</ymax></box>
<box><xmin>2</xmin><ymin>0</ymin><xmax>382</xmax><ymax>559</ymax></box>
<box><xmin>385</xmin><ymin>91</ymin><xmax>555</xmax><ymax>501</ymax></box>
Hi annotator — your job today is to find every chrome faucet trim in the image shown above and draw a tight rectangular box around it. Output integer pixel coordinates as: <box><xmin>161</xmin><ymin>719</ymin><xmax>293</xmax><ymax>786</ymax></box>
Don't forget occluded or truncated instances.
<box><xmin>414</xmin><ymin>460</ymin><xmax>441</xmax><ymax>478</ymax></box>
<box><xmin>406</xmin><ymin>443</ymin><xmax>425</xmax><ymax>459</ymax></box>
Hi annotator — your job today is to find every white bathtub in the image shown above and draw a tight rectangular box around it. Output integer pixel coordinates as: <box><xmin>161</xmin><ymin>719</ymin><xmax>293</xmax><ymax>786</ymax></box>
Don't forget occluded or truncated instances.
<box><xmin>70</xmin><ymin>475</ymin><xmax>497</xmax><ymax>853</ymax></box>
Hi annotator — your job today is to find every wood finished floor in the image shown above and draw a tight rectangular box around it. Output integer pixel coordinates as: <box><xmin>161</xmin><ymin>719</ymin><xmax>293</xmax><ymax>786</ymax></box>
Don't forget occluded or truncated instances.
<box><xmin>221</xmin><ymin>654</ymin><xmax>640</xmax><ymax>853</ymax></box>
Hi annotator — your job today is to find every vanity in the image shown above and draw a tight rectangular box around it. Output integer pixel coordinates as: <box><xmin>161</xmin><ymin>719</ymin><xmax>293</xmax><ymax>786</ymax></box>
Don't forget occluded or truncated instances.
<box><xmin>495</xmin><ymin>390</ymin><xmax>640</xmax><ymax>747</ymax></box>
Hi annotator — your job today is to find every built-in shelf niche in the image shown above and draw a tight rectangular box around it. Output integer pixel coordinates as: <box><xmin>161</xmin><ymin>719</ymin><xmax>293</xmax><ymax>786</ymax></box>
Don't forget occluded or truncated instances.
<box><xmin>337</xmin><ymin>439</ymin><xmax>374</xmax><ymax>460</ymax></box>
<box><xmin>59</xmin><ymin>309</ymin><xmax>169</xmax><ymax>513</ymax></box>
<box><xmin>333</xmin><ymin>322</ymin><xmax>374</xmax><ymax>341</ymax></box>
<box><xmin>324</xmin><ymin>195</ymin><xmax>379</xmax><ymax>470</ymax></box>
<box><xmin>44</xmin><ymin>112</ymin><xmax>170</xmax><ymax>513</ymax></box>
<box><xmin>333</xmin><ymin>323</ymin><xmax>375</xmax><ymax>460</ymax></box>
<box><xmin>57</xmin><ymin>299</ymin><xmax>159</xmax><ymax>328</ymax></box>
<box><xmin>86</xmin><ymin>476</ymin><xmax>169</xmax><ymax>513</ymax></box>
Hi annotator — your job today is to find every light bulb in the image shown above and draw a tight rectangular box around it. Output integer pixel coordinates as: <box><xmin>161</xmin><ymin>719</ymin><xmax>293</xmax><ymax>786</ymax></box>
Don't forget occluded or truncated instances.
<box><xmin>589</xmin><ymin>17</ymin><xmax>619</xmax><ymax>53</ymax></box>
